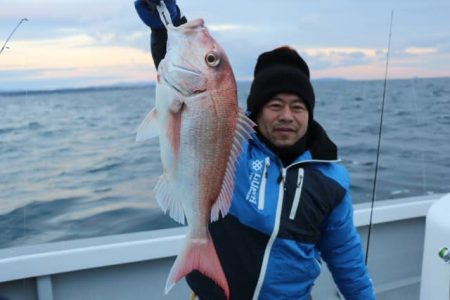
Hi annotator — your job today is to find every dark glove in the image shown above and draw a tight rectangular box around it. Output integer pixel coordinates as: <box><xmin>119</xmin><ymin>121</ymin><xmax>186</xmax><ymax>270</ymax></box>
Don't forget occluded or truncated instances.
<box><xmin>134</xmin><ymin>0</ymin><xmax>179</xmax><ymax>29</ymax></box>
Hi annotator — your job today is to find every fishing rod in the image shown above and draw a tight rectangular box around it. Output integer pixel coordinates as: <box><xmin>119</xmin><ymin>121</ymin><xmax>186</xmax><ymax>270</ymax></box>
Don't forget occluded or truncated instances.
<box><xmin>365</xmin><ymin>10</ymin><xmax>394</xmax><ymax>266</ymax></box>
<box><xmin>0</xmin><ymin>18</ymin><xmax>28</xmax><ymax>56</ymax></box>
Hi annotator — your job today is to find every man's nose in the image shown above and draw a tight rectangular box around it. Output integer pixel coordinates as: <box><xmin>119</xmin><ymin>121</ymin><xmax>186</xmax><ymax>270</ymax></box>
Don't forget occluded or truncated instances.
<box><xmin>279</xmin><ymin>105</ymin><xmax>294</xmax><ymax>120</ymax></box>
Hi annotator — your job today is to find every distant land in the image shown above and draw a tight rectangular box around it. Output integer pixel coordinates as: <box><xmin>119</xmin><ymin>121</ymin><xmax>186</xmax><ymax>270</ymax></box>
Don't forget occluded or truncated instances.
<box><xmin>1</xmin><ymin>76</ymin><xmax>448</xmax><ymax>95</ymax></box>
<box><xmin>0</xmin><ymin>81</ymin><xmax>156</xmax><ymax>96</ymax></box>
<box><xmin>0</xmin><ymin>77</ymin><xmax>354</xmax><ymax>95</ymax></box>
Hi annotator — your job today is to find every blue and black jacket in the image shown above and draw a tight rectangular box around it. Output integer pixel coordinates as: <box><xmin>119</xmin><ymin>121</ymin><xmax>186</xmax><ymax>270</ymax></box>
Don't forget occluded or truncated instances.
<box><xmin>186</xmin><ymin>121</ymin><xmax>375</xmax><ymax>299</ymax></box>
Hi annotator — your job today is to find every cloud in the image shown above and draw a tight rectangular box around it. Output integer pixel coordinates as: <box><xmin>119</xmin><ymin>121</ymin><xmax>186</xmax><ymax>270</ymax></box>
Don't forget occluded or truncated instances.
<box><xmin>0</xmin><ymin>32</ymin><xmax>155</xmax><ymax>91</ymax></box>
<box><xmin>2</xmin><ymin>34</ymin><xmax>153</xmax><ymax>69</ymax></box>
<box><xmin>404</xmin><ymin>47</ymin><xmax>438</xmax><ymax>55</ymax></box>
<box><xmin>0</xmin><ymin>67</ymin><xmax>76</xmax><ymax>80</ymax></box>
<box><xmin>2</xmin><ymin>0</ymin><xmax>450</xmax><ymax>90</ymax></box>
<box><xmin>303</xmin><ymin>47</ymin><xmax>379</xmax><ymax>58</ymax></box>
<box><xmin>297</xmin><ymin>47</ymin><xmax>386</xmax><ymax>71</ymax></box>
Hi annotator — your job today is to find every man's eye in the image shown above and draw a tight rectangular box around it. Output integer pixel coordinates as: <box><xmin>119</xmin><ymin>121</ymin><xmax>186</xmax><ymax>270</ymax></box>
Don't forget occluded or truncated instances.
<box><xmin>292</xmin><ymin>105</ymin><xmax>306</xmax><ymax>111</ymax></box>
<box><xmin>268</xmin><ymin>103</ymin><xmax>282</xmax><ymax>109</ymax></box>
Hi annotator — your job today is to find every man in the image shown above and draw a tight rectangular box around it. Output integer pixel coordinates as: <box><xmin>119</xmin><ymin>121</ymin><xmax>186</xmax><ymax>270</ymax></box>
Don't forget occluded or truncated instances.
<box><xmin>135</xmin><ymin>1</ymin><xmax>376</xmax><ymax>299</ymax></box>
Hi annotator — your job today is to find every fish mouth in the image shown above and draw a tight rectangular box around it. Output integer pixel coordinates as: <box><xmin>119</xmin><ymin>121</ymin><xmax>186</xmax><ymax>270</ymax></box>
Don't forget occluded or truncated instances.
<box><xmin>162</xmin><ymin>64</ymin><xmax>207</xmax><ymax>97</ymax></box>
<box><xmin>173</xmin><ymin>18</ymin><xmax>205</xmax><ymax>32</ymax></box>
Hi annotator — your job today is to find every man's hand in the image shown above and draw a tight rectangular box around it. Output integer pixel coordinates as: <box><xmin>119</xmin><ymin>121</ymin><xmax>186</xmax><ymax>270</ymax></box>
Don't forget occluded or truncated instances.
<box><xmin>134</xmin><ymin>0</ymin><xmax>178</xmax><ymax>29</ymax></box>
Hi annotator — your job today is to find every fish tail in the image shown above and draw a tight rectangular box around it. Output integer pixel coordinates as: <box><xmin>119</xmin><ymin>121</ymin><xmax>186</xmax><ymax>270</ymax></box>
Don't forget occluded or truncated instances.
<box><xmin>165</xmin><ymin>237</ymin><xmax>230</xmax><ymax>299</ymax></box>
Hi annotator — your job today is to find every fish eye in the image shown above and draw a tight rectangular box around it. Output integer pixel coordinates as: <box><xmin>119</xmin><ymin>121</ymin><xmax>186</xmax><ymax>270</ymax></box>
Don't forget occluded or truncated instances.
<box><xmin>205</xmin><ymin>51</ymin><xmax>221</xmax><ymax>67</ymax></box>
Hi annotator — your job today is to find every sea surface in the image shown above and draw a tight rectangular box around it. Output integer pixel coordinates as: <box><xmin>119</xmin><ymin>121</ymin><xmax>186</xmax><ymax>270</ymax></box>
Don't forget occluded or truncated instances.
<box><xmin>1</xmin><ymin>78</ymin><xmax>449</xmax><ymax>249</ymax></box>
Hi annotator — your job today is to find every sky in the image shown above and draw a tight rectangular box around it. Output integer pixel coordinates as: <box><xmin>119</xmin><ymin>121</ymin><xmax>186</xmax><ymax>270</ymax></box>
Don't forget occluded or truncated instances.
<box><xmin>1</xmin><ymin>0</ymin><xmax>449</xmax><ymax>91</ymax></box>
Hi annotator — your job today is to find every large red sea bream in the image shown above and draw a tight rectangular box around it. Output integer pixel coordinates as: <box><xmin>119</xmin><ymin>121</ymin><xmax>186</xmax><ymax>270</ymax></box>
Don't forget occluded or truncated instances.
<box><xmin>136</xmin><ymin>16</ymin><xmax>254</xmax><ymax>299</ymax></box>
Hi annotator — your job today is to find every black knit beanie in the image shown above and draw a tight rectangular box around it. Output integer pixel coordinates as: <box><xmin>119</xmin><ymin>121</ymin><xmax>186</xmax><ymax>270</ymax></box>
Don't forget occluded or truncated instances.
<box><xmin>246</xmin><ymin>46</ymin><xmax>315</xmax><ymax>122</ymax></box>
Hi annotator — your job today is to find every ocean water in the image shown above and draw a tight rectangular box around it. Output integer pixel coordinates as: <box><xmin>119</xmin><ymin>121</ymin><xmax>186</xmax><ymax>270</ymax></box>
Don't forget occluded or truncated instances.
<box><xmin>0</xmin><ymin>78</ymin><xmax>449</xmax><ymax>249</ymax></box>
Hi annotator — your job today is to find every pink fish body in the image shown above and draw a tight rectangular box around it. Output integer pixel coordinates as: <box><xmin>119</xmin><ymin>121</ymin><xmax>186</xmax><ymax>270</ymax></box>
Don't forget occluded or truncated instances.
<box><xmin>136</xmin><ymin>18</ymin><xmax>254</xmax><ymax>299</ymax></box>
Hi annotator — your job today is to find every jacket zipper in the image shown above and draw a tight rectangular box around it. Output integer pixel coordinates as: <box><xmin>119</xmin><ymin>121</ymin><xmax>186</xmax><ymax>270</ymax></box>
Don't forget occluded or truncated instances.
<box><xmin>314</xmin><ymin>257</ymin><xmax>322</xmax><ymax>270</ymax></box>
<box><xmin>289</xmin><ymin>168</ymin><xmax>304</xmax><ymax>220</ymax></box>
<box><xmin>257</xmin><ymin>157</ymin><xmax>270</xmax><ymax>210</ymax></box>
<box><xmin>252</xmin><ymin>168</ymin><xmax>286</xmax><ymax>300</ymax></box>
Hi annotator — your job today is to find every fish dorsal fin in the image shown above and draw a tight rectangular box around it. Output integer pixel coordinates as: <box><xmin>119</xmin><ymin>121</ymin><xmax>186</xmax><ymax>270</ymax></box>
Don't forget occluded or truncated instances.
<box><xmin>136</xmin><ymin>107</ymin><xmax>159</xmax><ymax>142</ymax></box>
<box><xmin>154</xmin><ymin>174</ymin><xmax>186</xmax><ymax>224</ymax></box>
<box><xmin>210</xmin><ymin>109</ymin><xmax>256</xmax><ymax>222</ymax></box>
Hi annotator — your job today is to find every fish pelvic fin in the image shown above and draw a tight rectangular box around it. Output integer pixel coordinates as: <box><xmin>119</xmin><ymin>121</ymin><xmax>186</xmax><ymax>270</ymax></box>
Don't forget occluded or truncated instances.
<box><xmin>165</xmin><ymin>236</ymin><xmax>230</xmax><ymax>300</ymax></box>
<box><xmin>155</xmin><ymin>174</ymin><xmax>186</xmax><ymax>224</ymax></box>
<box><xmin>136</xmin><ymin>107</ymin><xmax>159</xmax><ymax>142</ymax></box>
<box><xmin>211</xmin><ymin>108</ymin><xmax>256</xmax><ymax>222</ymax></box>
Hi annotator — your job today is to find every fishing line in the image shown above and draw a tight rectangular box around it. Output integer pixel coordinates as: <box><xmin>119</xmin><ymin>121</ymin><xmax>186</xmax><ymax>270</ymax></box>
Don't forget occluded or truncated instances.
<box><xmin>0</xmin><ymin>18</ymin><xmax>28</xmax><ymax>56</ymax></box>
<box><xmin>365</xmin><ymin>10</ymin><xmax>394</xmax><ymax>266</ymax></box>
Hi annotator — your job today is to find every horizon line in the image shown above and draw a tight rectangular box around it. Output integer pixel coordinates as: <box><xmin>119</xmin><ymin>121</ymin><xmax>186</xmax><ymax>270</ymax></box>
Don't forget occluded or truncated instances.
<box><xmin>1</xmin><ymin>75</ymin><xmax>449</xmax><ymax>95</ymax></box>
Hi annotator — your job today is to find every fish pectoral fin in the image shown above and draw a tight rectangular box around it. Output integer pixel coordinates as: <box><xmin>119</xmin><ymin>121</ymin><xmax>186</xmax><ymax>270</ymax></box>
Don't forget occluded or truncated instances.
<box><xmin>211</xmin><ymin>109</ymin><xmax>256</xmax><ymax>222</ymax></box>
<box><xmin>167</xmin><ymin>67</ymin><xmax>206</xmax><ymax>97</ymax></box>
<box><xmin>155</xmin><ymin>175</ymin><xmax>186</xmax><ymax>224</ymax></box>
<box><xmin>136</xmin><ymin>107</ymin><xmax>159</xmax><ymax>142</ymax></box>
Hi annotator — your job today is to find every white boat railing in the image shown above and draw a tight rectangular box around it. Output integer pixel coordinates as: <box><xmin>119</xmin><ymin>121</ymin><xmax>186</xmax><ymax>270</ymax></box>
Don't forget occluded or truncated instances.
<box><xmin>0</xmin><ymin>193</ymin><xmax>446</xmax><ymax>300</ymax></box>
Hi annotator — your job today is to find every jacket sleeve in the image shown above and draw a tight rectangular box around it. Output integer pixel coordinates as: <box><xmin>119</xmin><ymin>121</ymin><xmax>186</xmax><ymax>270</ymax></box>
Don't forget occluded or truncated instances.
<box><xmin>318</xmin><ymin>190</ymin><xmax>376</xmax><ymax>300</ymax></box>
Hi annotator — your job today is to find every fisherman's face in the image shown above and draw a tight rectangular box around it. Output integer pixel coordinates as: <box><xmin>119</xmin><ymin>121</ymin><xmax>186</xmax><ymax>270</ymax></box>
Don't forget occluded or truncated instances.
<box><xmin>256</xmin><ymin>93</ymin><xmax>309</xmax><ymax>148</ymax></box>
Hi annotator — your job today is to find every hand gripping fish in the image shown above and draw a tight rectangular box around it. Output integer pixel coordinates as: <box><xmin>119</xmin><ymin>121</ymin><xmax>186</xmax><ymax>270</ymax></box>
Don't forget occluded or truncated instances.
<box><xmin>136</xmin><ymin>16</ymin><xmax>254</xmax><ymax>299</ymax></box>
